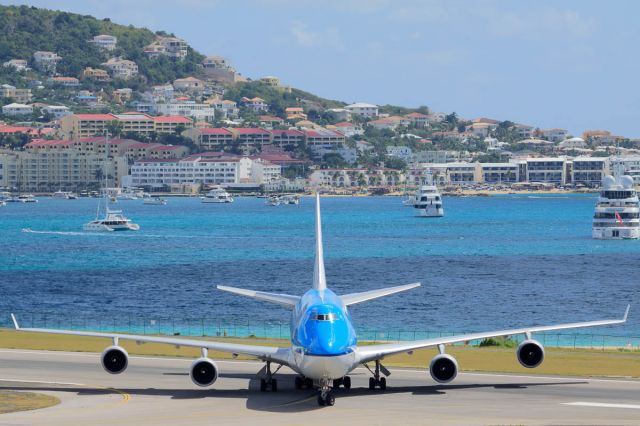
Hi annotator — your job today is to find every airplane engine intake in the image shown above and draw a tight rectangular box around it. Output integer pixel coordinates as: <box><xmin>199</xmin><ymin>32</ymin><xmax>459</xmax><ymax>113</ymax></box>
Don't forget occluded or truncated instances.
<box><xmin>429</xmin><ymin>354</ymin><xmax>458</xmax><ymax>383</ymax></box>
<box><xmin>190</xmin><ymin>357</ymin><xmax>219</xmax><ymax>387</ymax></box>
<box><xmin>516</xmin><ymin>339</ymin><xmax>545</xmax><ymax>368</ymax></box>
<box><xmin>101</xmin><ymin>345</ymin><xmax>129</xmax><ymax>374</ymax></box>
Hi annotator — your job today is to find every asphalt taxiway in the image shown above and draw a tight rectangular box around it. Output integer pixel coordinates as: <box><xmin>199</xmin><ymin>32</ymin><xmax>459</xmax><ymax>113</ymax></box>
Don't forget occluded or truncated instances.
<box><xmin>1</xmin><ymin>348</ymin><xmax>639</xmax><ymax>425</ymax></box>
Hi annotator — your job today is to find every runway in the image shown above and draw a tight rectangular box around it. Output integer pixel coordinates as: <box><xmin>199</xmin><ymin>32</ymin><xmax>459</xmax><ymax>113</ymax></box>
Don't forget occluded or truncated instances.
<box><xmin>1</xmin><ymin>349</ymin><xmax>639</xmax><ymax>425</ymax></box>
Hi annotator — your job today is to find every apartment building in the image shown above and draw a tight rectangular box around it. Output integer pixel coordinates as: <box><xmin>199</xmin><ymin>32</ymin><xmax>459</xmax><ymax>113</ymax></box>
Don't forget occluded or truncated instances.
<box><xmin>173</xmin><ymin>77</ymin><xmax>205</xmax><ymax>94</ymax></box>
<box><xmin>241</xmin><ymin>97</ymin><xmax>269</xmax><ymax>112</ymax></box>
<box><xmin>60</xmin><ymin>113</ymin><xmax>193</xmax><ymax>139</ymax></box>
<box><xmin>145</xmin><ymin>37</ymin><xmax>188</xmax><ymax>59</ymax></box>
<box><xmin>81</xmin><ymin>67</ymin><xmax>111</xmax><ymax>82</ymax></box>
<box><xmin>183</xmin><ymin>127</ymin><xmax>235</xmax><ymax>150</ymax></box>
<box><xmin>480</xmin><ymin>163</ymin><xmax>519</xmax><ymax>183</ymax></box>
<box><xmin>344</xmin><ymin>102</ymin><xmax>378</xmax><ymax>118</ymax></box>
<box><xmin>331</xmin><ymin>122</ymin><xmax>363</xmax><ymax>137</ymax></box>
<box><xmin>152</xmin><ymin>115</ymin><xmax>193</xmax><ymax>134</ymax></box>
<box><xmin>304</xmin><ymin>129</ymin><xmax>346</xmax><ymax>159</ymax></box>
<box><xmin>33</xmin><ymin>51</ymin><xmax>61</xmax><ymax>74</ymax></box>
<box><xmin>310</xmin><ymin>168</ymin><xmax>402</xmax><ymax>187</ymax></box>
<box><xmin>270</xmin><ymin>129</ymin><xmax>305</xmax><ymax>148</ymax></box>
<box><xmin>90</xmin><ymin>34</ymin><xmax>117</xmax><ymax>51</ymax></box>
<box><xmin>211</xmin><ymin>99</ymin><xmax>239</xmax><ymax>118</ymax></box>
<box><xmin>526</xmin><ymin>158</ymin><xmax>566</xmax><ymax>184</ymax></box>
<box><xmin>404</xmin><ymin>112</ymin><xmax>430</xmax><ymax>128</ymax></box>
<box><xmin>2</xmin><ymin>103</ymin><xmax>33</xmax><ymax>116</ymax></box>
<box><xmin>102</xmin><ymin>58</ymin><xmax>138</xmax><ymax>79</ymax></box>
<box><xmin>2</xmin><ymin>59</ymin><xmax>29</xmax><ymax>72</ymax></box>
<box><xmin>156</xmin><ymin>101</ymin><xmax>216</xmax><ymax>121</ymax></box>
<box><xmin>42</xmin><ymin>105</ymin><xmax>72</xmax><ymax>119</ymax></box>
<box><xmin>570</xmin><ymin>157</ymin><xmax>606</xmax><ymax>186</ymax></box>
<box><xmin>541</xmin><ymin>128</ymin><xmax>568</xmax><ymax>142</ymax></box>
<box><xmin>49</xmin><ymin>76</ymin><xmax>80</xmax><ymax>87</ymax></box>
<box><xmin>228</xmin><ymin>128</ymin><xmax>271</xmax><ymax>147</ymax></box>
<box><xmin>202</xmin><ymin>56</ymin><xmax>239</xmax><ymax>84</ymax></box>
<box><xmin>0</xmin><ymin>84</ymin><xmax>32</xmax><ymax>103</ymax></box>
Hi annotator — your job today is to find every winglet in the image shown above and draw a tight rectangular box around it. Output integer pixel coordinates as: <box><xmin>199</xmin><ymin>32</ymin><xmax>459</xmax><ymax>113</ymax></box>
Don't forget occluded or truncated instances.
<box><xmin>623</xmin><ymin>304</ymin><xmax>630</xmax><ymax>322</ymax></box>
<box><xmin>313</xmin><ymin>193</ymin><xmax>327</xmax><ymax>291</ymax></box>
<box><xmin>11</xmin><ymin>313</ymin><xmax>19</xmax><ymax>330</ymax></box>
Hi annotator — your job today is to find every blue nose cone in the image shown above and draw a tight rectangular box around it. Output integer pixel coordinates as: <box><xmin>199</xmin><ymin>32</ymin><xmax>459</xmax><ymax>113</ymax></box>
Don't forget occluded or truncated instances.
<box><xmin>309</xmin><ymin>321</ymin><xmax>348</xmax><ymax>355</ymax></box>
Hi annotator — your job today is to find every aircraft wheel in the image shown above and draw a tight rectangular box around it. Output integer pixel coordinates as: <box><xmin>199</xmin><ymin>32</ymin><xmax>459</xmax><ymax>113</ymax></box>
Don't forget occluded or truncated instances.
<box><xmin>304</xmin><ymin>378</ymin><xmax>314</xmax><ymax>389</ymax></box>
<box><xmin>326</xmin><ymin>392</ymin><xmax>335</xmax><ymax>406</ymax></box>
<box><xmin>271</xmin><ymin>379</ymin><xmax>278</xmax><ymax>392</ymax></box>
<box><xmin>379</xmin><ymin>377</ymin><xmax>387</xmax><ymax>390</ymax></box>
<box><xmin>369</xmin><ymin>377</ymin><xmax>375</xmax><ymax>390</ymax></box>
<box><xmin>343</xmin><ymin>376</ymin><xmax>351</xmax><ymax>389</ymax></box>
<box><xmin>294</xmin><ymin>376</ymin><xmax>303</xmax><ymax>390</ymax></box>
<box><xmin>260</xmin><ymin>378</ymin><xmax>266</xmax><ymax>392</ymax></box>
<box><xmin>317</xmin><ymin>395</ymin><xmax>326</xmax><ymax>406</ymax></box>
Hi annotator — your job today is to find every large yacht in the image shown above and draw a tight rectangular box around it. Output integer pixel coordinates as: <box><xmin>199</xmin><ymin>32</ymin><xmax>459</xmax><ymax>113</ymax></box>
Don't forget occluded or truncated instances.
<box><xmin>202</xmin><ymin>187</ymin><xmax>233</xmax><ymax>203</ymax></box>
<box><xmin>592</xmin><ymin>163</ymin><xmax>640</xmax><ymax>239</ymax></box>
<box><xmin>413</xmin><ymin>174</ymin><xmax>444</xmax><ymax>217</ymax></box>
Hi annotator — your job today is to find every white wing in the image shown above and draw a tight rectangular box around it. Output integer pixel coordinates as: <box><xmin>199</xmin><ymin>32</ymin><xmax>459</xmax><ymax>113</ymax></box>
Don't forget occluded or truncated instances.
<box><xmin>11</xmin><ymin>314</ymin><xmax>291</xmax><ymax>365</ymax></box>
<box><xmin>340</xmin><ymin>283</ymin><xmax>421</xmax><ymax>306</ymax></box>
<box><xmin>356</xmin><ymin>305</ymin><xmax>630</xmax><ymax>364</ymax></box>
<box><xmin>216</xmin><ymin>285</ymin><xmax>299</xmax><ymax>307</ymax></box>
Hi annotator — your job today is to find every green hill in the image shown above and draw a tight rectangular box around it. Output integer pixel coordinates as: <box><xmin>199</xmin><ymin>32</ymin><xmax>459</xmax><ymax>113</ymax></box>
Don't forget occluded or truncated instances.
<box><xmin>0</xmin><ymin>4</ymin><xmax>203</xmax><ymax>85</ymax></box>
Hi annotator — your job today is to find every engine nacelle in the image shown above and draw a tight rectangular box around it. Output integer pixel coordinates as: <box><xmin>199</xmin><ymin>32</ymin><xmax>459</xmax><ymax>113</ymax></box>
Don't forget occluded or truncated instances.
<box><xmin>101</xmin><ymin>345</ymin><xmax>128</xmax><ymax>374</ymax></box>
<box><xmin>190</xmin><ymin>357</ymin><xmax>219</xmax><ymax>387</ymax></box>
<box><xmin>429</xmin><ymin>354</ymin><xmax>458</xmax><ymax>384</ymax></box>
<box><xmin>517</xmin><ymin>339</ymin><xmax>545</xmax><ymax>368</ymax></box>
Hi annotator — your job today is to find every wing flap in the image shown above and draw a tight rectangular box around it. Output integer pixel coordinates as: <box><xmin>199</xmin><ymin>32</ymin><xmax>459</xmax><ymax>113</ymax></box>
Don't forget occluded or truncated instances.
<box><xmin>356</xmin><ymin>305</ymin><xmax>630</xmax><ymax>364</ymax></box>
<box><xmin>217</xmin><ymin>285</ymin><xmax>299</xmax><ymax>307</ymax></box>
<box><xmin>341</xmin><ymin>283</ymin><xmax>421</xmax><ymax>306</ymax></box>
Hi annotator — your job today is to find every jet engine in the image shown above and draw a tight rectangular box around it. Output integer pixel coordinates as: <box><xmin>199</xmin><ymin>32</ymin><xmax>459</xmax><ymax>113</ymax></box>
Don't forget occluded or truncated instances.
<box><xmin>101</xmin><ymin>345</ymin><xmax>129</xmax><ymax>374</ymax></box>
<box><xmin>429</xmin><ymin>354</ymin><xmax>458</xmax><ymax>383</ymax></box>
<box><xmin>190</xmin><ymin>357</ymin><xmax>219</xmax><ymax>387</ymax></box>
<box><xmin>516</xmin><ymin>339</ymin><xmax>545</xmax><ymax>368</ymax></box>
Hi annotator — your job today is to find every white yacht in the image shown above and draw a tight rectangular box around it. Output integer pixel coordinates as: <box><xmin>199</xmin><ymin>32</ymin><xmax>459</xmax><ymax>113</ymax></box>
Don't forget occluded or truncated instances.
<box><xmin>280</xmin><ymin>194</ymin><xmax>300</xmax><ymax>205</ymax></box>
<box><xmin>402</xmin><ymin>195</ymin><xmax>416</xmax><ymax>207</ymax></box>
<box><xmin>143</xmin><ymin>195</ymin><xmax>167</xmax><ymax>205</ymax></box>
<box><xmin>0</xmin><ymin>200</ymin><xmax>5</xmax><ymax>207</ymax></box>
<box><xmin>202</xmin><ymin>188</ymin><xmax>233</xmax><ymax>203</ymax></box>
<box><xmin>414</xmin><ymin>174</ymin><xmax>443</xmax><ymax>217</ymax></box>
<box><xmin>84</xmin><ymin>209</ymin><xmax>141</xmax><ymax>232</ymax></box>
<box><xmin>53</xmin><ymin>190</ymin><xmax>78</xmax><ymax>200</ymax></box>
<box><xmin>17</xmin><ymin>194</ymin><xmax>37</xmax><ymax>203</ymax></box>
<box><xmin>266</xmin><ymin>195</ymin><xmax>281</xmax><ymax>206</ymax></box>
<box><xmin>592</xmin><ymin>163</ymin><xmax>640</xmax><ymax>239</ymax></box>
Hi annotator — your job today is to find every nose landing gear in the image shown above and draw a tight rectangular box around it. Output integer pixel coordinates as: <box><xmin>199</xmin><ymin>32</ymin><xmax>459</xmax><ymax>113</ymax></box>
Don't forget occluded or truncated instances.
<box><xmin>317</xmin><ymin>379</ymin><xmax>335</xmax><ymax>406</ymax></box>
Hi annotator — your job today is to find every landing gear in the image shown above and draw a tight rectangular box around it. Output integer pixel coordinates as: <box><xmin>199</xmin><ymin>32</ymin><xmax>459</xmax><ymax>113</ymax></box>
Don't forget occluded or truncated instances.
<box><xmin>259</xmin><ymin>361</ymin><xmax>280</xmax><ymax>392</ymax></box>
<box><xmin>367</xmin><ymin>360</ymin><xmax>388</xmax><ymax>390</ymax></box>
<box><xmin>294</xmin><ymin>376</ymin><xmax>313</xmax><ymax>390</ymax></box>
<box><xmin>317</xmin><ymin>379</ymin><xmax>335</xmax><ymax>406</ymax></box>
<box><xmin>332</xmin><ymin>376</ymin><xmax>351</xmax><ymax>389</ymax></box>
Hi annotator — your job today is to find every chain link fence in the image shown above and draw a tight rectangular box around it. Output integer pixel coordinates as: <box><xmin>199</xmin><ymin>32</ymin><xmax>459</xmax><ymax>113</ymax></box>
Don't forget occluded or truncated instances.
<box><xmin>4</xmin><ymin>313</ymin><xmax>639</xmax><ymax>350</ymax></box>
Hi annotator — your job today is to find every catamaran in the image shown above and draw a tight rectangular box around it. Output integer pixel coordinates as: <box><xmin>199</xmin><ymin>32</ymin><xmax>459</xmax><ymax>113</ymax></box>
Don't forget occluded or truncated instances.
<box><xmin>83</xmin><ymin>134</ymin><xmax>140</xmax><ymax>232</ymax></box>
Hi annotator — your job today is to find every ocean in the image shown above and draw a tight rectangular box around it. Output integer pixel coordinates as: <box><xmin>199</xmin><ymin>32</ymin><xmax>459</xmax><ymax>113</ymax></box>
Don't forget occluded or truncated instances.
<box><xmin>0</xmin><ymin>194</ymin><xmax>638</xmax><ymax>344</ymax></box>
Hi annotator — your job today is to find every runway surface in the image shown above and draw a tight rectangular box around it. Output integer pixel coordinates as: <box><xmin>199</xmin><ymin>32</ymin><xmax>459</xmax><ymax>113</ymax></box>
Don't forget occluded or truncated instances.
<box><xmin>1</xmin><ymin>348</ymin><xmax>639</xmax><ymax>425</ymax></box>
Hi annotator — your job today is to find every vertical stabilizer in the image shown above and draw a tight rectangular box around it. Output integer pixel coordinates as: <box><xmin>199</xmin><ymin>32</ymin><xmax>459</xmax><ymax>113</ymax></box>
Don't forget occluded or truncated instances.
<box><xmin>313</xmin><ymin>193</ymin><xmax>327</xmax><ymax>291</ymax></box>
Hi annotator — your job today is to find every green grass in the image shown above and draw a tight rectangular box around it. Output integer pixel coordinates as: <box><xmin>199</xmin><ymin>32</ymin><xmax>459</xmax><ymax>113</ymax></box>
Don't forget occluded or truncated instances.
<box><xmin>1</xmin><ymin>329</ymin><xmax>639</xmax><ymax>378</ymax></box>
<box><xmin>0</xmin><ymin>390</ymin><xmax>60</xmax><ymax>414</ymax></box>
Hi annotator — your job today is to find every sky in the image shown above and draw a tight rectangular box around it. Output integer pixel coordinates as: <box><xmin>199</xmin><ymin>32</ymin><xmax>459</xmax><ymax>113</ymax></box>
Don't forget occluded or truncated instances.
<box><xmin>3</xmin><ymin>0</ymin><xmax>640</xmax><ymax>137</ymax></box>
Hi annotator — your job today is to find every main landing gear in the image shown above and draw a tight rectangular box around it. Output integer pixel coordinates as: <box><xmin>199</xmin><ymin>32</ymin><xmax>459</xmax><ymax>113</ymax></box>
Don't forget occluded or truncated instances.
<box><xmin>294</xmin><ymin>376</ymin><xmax>314</xmax><ymax>390</ymax></box>
<box><xmin>333</xmin><ymin>376</ymin><xmax>351</xmax><ymax>389</ymax></box>
<box><xmin>366</xmin><ymin>360</ymin><xmax>388</xmax><ymax>390</ymax></box>
<box><xmin>259</xmin><ymin>361</ymin><xmax>282</xmax><ymax>392</ymax></box>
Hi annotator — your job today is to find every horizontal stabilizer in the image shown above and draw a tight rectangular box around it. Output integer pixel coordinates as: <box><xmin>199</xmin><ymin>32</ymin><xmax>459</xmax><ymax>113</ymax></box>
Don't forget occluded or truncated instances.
<box><xmin>217</xmin><ymin>285</ymin><xmax>300</xmax><ymax>307</ymax></box>
<box><xmin>340</xmin><ymin>282</ymin><xmax>421</xmax><ymax>306</ymax></box>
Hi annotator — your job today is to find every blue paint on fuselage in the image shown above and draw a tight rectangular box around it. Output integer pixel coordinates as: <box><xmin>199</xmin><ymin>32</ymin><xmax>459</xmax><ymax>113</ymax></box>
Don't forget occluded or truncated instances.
<box><xmin>291</xmin><ymin>289</ymin><xmax>357</xmax><ymax>356</ymax></box>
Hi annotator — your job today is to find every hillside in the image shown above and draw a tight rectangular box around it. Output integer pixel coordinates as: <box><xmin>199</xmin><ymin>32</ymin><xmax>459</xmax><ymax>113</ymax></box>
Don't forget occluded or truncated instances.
<box><xmin>0</xmin><ymin>4</ymin><xmax>203</xmax><ymax>85</ymax></box>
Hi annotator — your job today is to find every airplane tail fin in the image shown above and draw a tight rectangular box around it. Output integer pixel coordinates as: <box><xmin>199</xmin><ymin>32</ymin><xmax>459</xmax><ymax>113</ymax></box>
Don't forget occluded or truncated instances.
<box><xmin>313</xmin><ymin>193</ymin><xmax>327</xmax><ymax>291</ymax></box>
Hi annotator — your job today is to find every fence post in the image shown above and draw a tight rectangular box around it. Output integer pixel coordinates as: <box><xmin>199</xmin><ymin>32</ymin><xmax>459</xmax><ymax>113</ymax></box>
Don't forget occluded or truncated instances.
<box><xmin>573</xmin><ymin>334</ymin><xmax>576</xmax><ymax>349</ymax></box>
<box><xmin>201</xmin><ymin>318</ymin><xmax>205</xmax><ymax>337</ymax></box>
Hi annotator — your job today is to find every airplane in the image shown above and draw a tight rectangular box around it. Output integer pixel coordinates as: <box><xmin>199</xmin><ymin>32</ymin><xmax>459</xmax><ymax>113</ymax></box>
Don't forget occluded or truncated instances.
<box><xmin>10</xmin><ymin>194</ymin><xmax>630</xmax><ymax>407</ymax></box>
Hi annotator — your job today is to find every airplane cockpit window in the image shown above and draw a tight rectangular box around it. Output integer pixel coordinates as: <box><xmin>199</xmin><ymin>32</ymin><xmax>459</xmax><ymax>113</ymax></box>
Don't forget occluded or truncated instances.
<box><xmin>310</xmin><ymin>313</ymin><xmax>337</xmax><ymax>321</ymax></box>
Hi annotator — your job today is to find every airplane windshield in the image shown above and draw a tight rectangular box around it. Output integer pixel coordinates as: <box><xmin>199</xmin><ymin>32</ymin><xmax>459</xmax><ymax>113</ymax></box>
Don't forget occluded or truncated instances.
<box><xmin>310</xmin><ymin>313</ymin><xmax>337</xmax><ymax>321</ymax></box>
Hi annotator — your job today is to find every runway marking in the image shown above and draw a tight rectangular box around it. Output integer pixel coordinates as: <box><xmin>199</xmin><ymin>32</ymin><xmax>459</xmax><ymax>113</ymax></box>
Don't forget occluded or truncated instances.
<box><xmin>563</xmin><ymin>402</ymin><xmax>640</xmax><ymax>410</ymax></box>
<box><xmin>274</xmin><ymin>394</ymin><xmax>317</xmax><ymax>407</ymax></box>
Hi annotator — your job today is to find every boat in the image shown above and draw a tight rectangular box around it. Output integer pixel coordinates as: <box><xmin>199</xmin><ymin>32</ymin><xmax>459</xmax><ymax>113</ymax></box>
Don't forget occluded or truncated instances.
<box><xmin>0</xmin><ymin>200</ymin><xmax>5</xmax><ymax>207</ymax></box>
<box><xmin>143</xmin><ymin>195</ymin><xmax>167</xmax><ymax>205</ymax></box>
<box><xmin>52</xmin><ymin>190</ymin><xmax>78</xmax><ymax>199</ymax></box>
<box><xmin>413</xmin><ymin>173</ymin><xmax>443</xmax><ymax>217</ymax></box>
<box><xmin>202</xmin><ymin>187</ymin><xmax>233</xmax><ymax>203</ymax></box>
<box><xmin>402</xmin><ymin>195</ymin><xmax>416</xmax><ymax>207</ymax></box>
<box><xmin>266</xmin><ymin>195</ymin><xmax>281</xmax><ymax>206</ymax></box>
<box><xmin>84</xmin><ymin>133</ymin><xmax>140</xmax><ymax>232</ymax></box>
<box><xmin>592</xmin><ymin>161</ymin><xmax>640</xmax><ymax>239</ymax></box>
<box><xmin>17</xmin><ymin>194</ymin><xmax>38</xmax><ymax>203</ymax></box>
<box><xmin>83</xmin><ymin>209</ymin><xmax>141</xmax><ymax>232</ymax></box>
<box><xmin>280</xmin><ymin>194</ymin><xmax>300</xmax><ymax>205</ymax></box>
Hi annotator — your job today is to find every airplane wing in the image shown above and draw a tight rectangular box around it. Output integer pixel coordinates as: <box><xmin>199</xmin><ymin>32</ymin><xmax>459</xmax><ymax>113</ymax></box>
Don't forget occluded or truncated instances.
<box><xmin>10</xmin><ymin>314</ymin><xmax>291</xmax><ymax>366</ymax></box>
<box><xmin>356</xmin><ymin>305</ymin><xmax>630</xmax><ymax>364</ymax></box>
<box><xmin>340</xmin><ymin>283</ymin><xmax>421</xmax><ymax>306</ymax></box>
<box><xmin>217</xmin><ymin>285</ymin><xmax>300</xmax><ymax>307</ymax></box>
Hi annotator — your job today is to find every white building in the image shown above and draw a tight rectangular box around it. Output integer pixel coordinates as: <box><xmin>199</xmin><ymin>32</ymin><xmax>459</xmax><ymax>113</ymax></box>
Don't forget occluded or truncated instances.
<box><xmin>332</xmin><ymin>122</ymin><xmax>363</xmax><ymax>137</ymax></box>
<box><xmin>156</xmin><ymin>102</ymin><xmax>216</xmax><ymax>122</ymax></box>
<box><xmin>2</xmin><ymin>103</ymin><xmax>33</xmax><ymax>116</ymax></box>
<box><xmin>33</xmin><ymin>51</ymin><xmax>62</xmax><ymax>73</ymax></box>
<box><xmin>90</xmin><ymin>34</ymin><xmax>117</xmax><ymax>51</ymax></box>
<box><xmin>386</xmin><ymin>146</ymin><xmax>413</xmax><ymax>162</ymax></box>
<box><xmin>570</xmin><ymin>157</ymin><xmax>606</xmax><ymax>187</ymax></box>
<box><xmin>413</xmin><ymin>150</ymin><xmax>462</xmax><ymax>164</ymax></box>
<box><xmin>130</xmin><ymin>155</ymin><xmax>252</xmax><ymax>189</ymax></box>
<box><xmin>327</xmin><ymin>108</ymin><xmax>351</xmax><ymax>121</ymax></box>
<box><xmin>541</xmin><ymin>128</ymin><xmax>568</xmax><ymax>142</ymax></box>
<box><xmin>173</xmin><ymin>77</ymin><xmax>205</xmax><ymax>94</ymax></box>
<box><xmin>212</xmin><ymin>100</ymin><xmax>239</xmax><ymax>118</ymax></box>
<box><xmin>344</xmin><ymin>102</ymin><xmax>378</xmax><ymax>118</ymax></box>
<box><xmin>145</xmin><ymin>37</ymin><xmax>188</xmax><ymax>60</ymax></box>
<box><xmin>250</xmin><ymin>158</ymin><xmax>282</xmax><ymax>183</ymax></box>
<box><xmin>42</xmin><ymin>105</ymin><xmax>72</xmax><ymax>119</ymax></box>
<box><xmin>102</xmin><ymin>58</ymin><xmax>138</xmax><ymax>80</ymax></box>
<box><xmin>480</xmin><ymin>163</ymin><xmax>519</xmax><ymax>183</ymax></box>
<box><xmin>2</xmin><ymin>59</ymin><xmax>29</xmax><ymax>72</ymax></box>
<box><xmin>526</xmin><ymin>158</ymin><xmax>567</xmax><ymax>184</ymax></box>
<box><xmin>559</xmin><ymin>137</ymin><xmax>587</xmax><ymax>150</ymax></box>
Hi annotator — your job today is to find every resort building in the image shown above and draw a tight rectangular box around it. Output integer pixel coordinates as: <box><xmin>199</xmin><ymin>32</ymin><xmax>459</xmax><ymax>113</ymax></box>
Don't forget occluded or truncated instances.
<box><xmin>49</xmin><ymin>76</ymin><xmax>80</xmax><ymax>87</ymax></box>
<box><xmin>144</xmin><ymin>37</ymin><xmax>188</xmax><ymax>59</ymax></box>
<box><xmin>33</xmin><ymin>51</ymin><xmax>62</xmax><ymax>74</ymax></box>
<box><xmin>155</xmin><ymin>101</ymin><xmax>216</xmax><ymax>122</ymax></box>
<box><xmin>386</xmin><ymin>146</ymin><xmax>413</xmax><ymax>162</ymax></box>
<box><xmin>2</xmin><ymin>103</ymin><xmax>33</xmax><ymax>117</ymax></box>
<box><xmin>42</xmin><ymin>105</ymin><xmax>72</xmax><ymax>119</ymax></box>
<box><xmin>82</xmin><ymin>67</ymin><xmax>111</xmax><ymax>82</ymax></box>
<box><xmin>241</xmin><ymin>97</ymin><xmax>269</xmax><ymax>112</ymax></box>
<box><xmin>404</xmin><ymin>112</ymin><xmax>430</xmax><ymax>128</ymax></box>
<box><xmin>0</xmin><ymin>85</ymin><xmax>32</xmax><ymax>103</ymax></box>
<box><xmin>183</xmin><ymin>127</ymin><xmax>235</xmax><ymax>150</ymax></box>
<box><xmin>304</xmin><ymin>129</ymin><xmax>346</xmax><ymax>159</ymax></box>
<box><xmin>570</xmin><ymin>157</ymin><xmax>607</xmax><ymax>186</ymax></box>
<box><xmin>541</xmin><ymin>128</ymin><xmax>568</xmax><ymax>142</ymax></box>
<box><xmin>480</xmin><ymin>163</ymin><xmax>519</xmax><ymax>183</ymax></box>
<box><xmin>211</xmin><ymin>99</ymin><xmax>239</xmax><ymax>118</ymax></box>
<box><xmin>270</xmin><ymin>129</ymin><xmax>305</xmax><ymax>148</ymax></box>
<box><xmin>101</xmin><ymin>58</ymin><xmax>139</xmax><ymax>80</ymax></box>
<box><xmin>2</xmin><ymin>59</ymin><xmax>29</xmax><ymax>72</ymax></box>
<box><xmin>525</xmin><ymin>158</ymin><xmax>567</xmax><ymax>184</ymax></box>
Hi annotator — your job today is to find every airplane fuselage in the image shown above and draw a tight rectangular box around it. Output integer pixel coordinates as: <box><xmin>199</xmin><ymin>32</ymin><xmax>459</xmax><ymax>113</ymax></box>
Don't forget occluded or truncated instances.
<box><xmin>288</xmin><ymin>288</ymin><xmax>359</xmax><ymax>380</ymax></box>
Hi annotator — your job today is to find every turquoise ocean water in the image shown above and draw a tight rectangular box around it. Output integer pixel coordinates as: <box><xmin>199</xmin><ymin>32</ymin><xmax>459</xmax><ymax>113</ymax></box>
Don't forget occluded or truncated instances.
<box><xmin>0</xmin><ymin>194</ymin><xmax>638</xmax><ymax>345</ymax></box>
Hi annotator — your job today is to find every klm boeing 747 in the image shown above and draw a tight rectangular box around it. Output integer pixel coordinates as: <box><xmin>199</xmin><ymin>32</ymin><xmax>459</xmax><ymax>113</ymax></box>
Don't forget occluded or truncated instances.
<box><xmin>11</xmin><ymin>195</ymin><xmax>630</xmax><ymax>406</ymax></box>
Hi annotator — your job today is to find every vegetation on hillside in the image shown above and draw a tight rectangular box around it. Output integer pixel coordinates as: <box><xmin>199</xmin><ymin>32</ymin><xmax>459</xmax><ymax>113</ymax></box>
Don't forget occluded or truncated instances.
<box><xmin>0</xmin><ymin>5</ymin><xmax>203</xmax><ymax>86</ymax></box>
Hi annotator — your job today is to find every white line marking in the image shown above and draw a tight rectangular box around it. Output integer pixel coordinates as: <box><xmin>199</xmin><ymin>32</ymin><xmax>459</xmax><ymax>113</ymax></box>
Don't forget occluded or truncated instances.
<box><xmin>563</xmin><ymin>402</ymin><xmax>640</xmax><ymax>410</ymax></box>
<box><xmin>0</xmin><ymin>378</ymin><xmax>87</xmax><ymax>386</ymax></box>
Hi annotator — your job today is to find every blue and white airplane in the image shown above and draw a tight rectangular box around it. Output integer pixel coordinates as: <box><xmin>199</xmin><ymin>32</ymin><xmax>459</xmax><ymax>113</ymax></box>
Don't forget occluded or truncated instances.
<box><xmin>11</xmin><ymin>194</ymin><xmax>630</xmax><ymax>406</ymax></box>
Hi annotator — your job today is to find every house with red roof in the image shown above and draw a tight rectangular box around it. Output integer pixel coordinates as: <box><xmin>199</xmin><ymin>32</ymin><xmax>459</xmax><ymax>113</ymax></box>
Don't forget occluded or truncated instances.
<box><xmin>182</xmin><ymin>127</ymin><xmax>235</xmax><ymax>150</ymax></box>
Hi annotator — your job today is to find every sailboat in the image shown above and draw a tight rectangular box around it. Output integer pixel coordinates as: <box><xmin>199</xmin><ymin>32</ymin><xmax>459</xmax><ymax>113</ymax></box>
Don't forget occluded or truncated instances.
<box><xmin>83</xmin><ymin>133</ymin><xmax>140</xmax><ymax>232</ymax></box>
